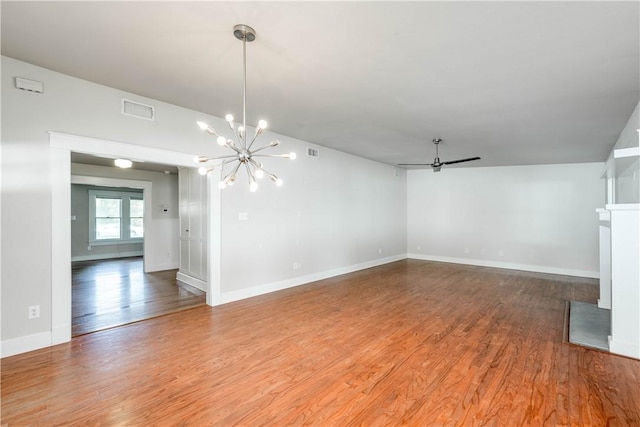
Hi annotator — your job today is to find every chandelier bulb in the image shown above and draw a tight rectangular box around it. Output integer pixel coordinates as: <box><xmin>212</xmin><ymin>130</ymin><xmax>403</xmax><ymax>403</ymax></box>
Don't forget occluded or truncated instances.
<box><xmin>275</xmin><ymin>178</ymin><xmax>283</xmax><ymax>186</ymax></box>
<box><xmin>228</xmin><ymin>175</ymin><xmax>236</xmax><ymax>185</ymax></box>
<box><xmin>255</xmin><ymin>169</ymin><xmax>265</xmax><ymax>179</ymax></box>
<box><xmin>217</xmin><ymin>136</ymin><xmax>227</xmax><ymax>146</ymax></box>
<box><xmin>197</xmin><ymin>121</ymin><xmax>209</xmax><ymax>130</ymax></box>
<box><xmin>219</xmin><ymin>181</ymin><xmax>227</xmax><ymax>189</ymax></box>
<box><xmin>258</xmin><ymin>120</ymin><xmax>268</xmax><ymax>130</ymax></box>
<box><xmin>225</xmin><ymin>114</ymin><xmax>234</xmax><ymax>123</ymax></box>
<box><xmin>198</xmin><ymin>167</ymin><xmax>209</xmax><ymax>176</ymax></box>
<box><xmin>249</xmin><ymin>181</ymin><xmax>258</xmax><ymax>192</ymax></box>
<box><xmin>288</xmin><ymin>152</ymin><xmax>297</xmax><ymax>160</ymax></box>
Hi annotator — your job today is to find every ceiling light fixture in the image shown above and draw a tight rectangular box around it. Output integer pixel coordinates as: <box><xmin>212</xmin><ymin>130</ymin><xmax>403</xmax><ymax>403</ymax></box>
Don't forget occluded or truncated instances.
<box><xmin>194</xmin><ymin>24</ymin><xmax>295</xmax><ymax>192</ymax></box>
<box><xmin>114</xmin><ymin>158</ymin><xmax>132</xmax><ymax>169</ymax></box>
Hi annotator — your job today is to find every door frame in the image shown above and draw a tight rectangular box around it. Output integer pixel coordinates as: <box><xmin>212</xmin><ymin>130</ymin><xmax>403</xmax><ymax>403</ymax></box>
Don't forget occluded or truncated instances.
<box><xmin>50</xmin><ymin>132</ymin><xmax>221</xmax><ymax>346</ymax></box>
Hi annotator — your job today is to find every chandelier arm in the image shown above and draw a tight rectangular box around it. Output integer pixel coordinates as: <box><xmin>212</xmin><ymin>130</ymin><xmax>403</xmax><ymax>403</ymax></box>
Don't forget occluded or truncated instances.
<box><xmin>248</xmin><ymin>158</ymin><xmax>263</xmax><ymax>169</ymax></box>
<box><xmin>230</xmin><ymin>129</ymin><xmax>243</xmax><ymax>148</ymax></box>
<box><xmin>243</xmin><ymin>161</ymin><xmax>256</xmax><ymax>183</ymax></box>
<box><xmin>256</xmin><ymin>164</ymin><xmax>274</xmax><ymax>176</ymax></box>
<box><xmin>249</xmin><ymin>144</ymin><xmax>276</xmax><ymax>154</ymax></box>
<box><xmin>252</xmin><ymin>154</ymin><xmax>291</xmax><ymax>158</ymax></box>
<box><xmin>247</xmin><ymin>131</ymin><xmax>261</xmax><ymax>151</ymax></box>
<box><xmin>203</xmin><ymin>154</ymin><xmax>241</xmax><ymax>161</ymax></box>
<box><xmin>224</xmin><ymin>160</ymin><xmax>242</xmax><ymax>180</ymax></box>
<box><xmin>225</xmin><ymin>143</ymin><xmax>243</xmax><ymax>154</ymax></box>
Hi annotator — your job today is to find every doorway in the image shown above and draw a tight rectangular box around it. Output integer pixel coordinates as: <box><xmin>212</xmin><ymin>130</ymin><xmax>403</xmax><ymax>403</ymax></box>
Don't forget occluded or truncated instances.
<box><xmin>50</xmin><ymin>132</ymin><xmax>222</xmax><ymax>346</ymax></box>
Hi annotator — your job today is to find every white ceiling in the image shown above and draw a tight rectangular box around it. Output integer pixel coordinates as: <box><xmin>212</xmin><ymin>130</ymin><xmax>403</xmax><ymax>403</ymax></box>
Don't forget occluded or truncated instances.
<box><xmin>2</xmin><ymin>1</ymin><xmax>638</xmax><ymax>169</ymax></box>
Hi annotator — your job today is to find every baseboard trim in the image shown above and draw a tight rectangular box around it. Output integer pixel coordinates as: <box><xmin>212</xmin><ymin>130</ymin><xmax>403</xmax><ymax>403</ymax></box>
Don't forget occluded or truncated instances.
<box><xmin>146</xmin><ymin>262</ymin><xmax>180</xmax><ymax>273</ymax></box>
<box><xmin>51</xmin><ymin>324</ymin><xmax>71</xmax><ymax>345</ymax></box>
<box><xmin>407</xmin><ymin>253</ymin><xmax>599</xmax><ymax>279</ymax></box>
<box><xmin>609</xmin><ymin>337</ymin><xmax>640</xmax><ymax>360</ymax></box>
<box><xmin>71</xmin><ymin>251</ymin><xmax>143</xmax><ymax>262</ymax></box>
<box><xmin>219</xmin><ymin>254</ymin><xmax>407</xmax><ymax>305</ymax></box>
<box><xmin>1</xmin><ymin>331</ymin><xmax>52</xmax><ymax>358</ymax></box>
<box><xmin>176</xmin><ymin>272</ymin><xmax>207</xmax><ymax>292</ymax></box>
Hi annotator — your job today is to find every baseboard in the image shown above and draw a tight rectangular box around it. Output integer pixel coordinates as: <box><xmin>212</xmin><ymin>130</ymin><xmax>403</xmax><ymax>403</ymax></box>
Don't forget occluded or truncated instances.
<box><xmin>219</xmin><ymin>254</ymin><xmax>407</xmax><ymax>305</ymax></box>
<box><xmin>609</xmin><ymin>337</ymin><xmax>640</xmax><ymax>360</ymax></box>
<box><xmin>407</xmin><ymin>253</ymin><xmax>599</xmax><ymax>279</ymax></box>
<box><xmin>71</xmin><ymin>251</ymin><xmax>143</xmax><ymax>262</ymax></box>
<box><xmin>146</xmin><ymin>262</ymin><xmax>180</xmax><ymax>273</ymax></box>
<box><xmin>1</xmin><ymin>331</ymin><xmax>52</xmax><ymax>358</ymax></box>
<box><xmin>176</xmin><ymin>271</ymin><xmax>207</xmax><ymax>292</ymax></box>
<box><xmin>51</xmin><ymin>324</ymin><xmax>71</xmax><ymax>345</ymax></box>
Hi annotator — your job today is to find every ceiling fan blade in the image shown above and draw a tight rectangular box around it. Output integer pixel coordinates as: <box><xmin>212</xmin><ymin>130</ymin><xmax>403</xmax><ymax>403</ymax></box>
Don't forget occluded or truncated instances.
<box><xmin>442</xmin><ymin>156</ymin><xmax>481</xmax><ymax>165</ymax></box>
<box><xmin>397</xmin><ymin>163</ymin><xmax>434</xmax><ymax>166</ymax></box>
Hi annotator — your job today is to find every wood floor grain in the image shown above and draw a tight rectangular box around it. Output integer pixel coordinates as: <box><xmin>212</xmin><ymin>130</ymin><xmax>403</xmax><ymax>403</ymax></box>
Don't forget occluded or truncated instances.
<box><xmin>72</xmin><ymin>257</ymin><xmax>206</xmax><ymax>336</ymax></box>
<box><xmin>2</xmin><ymin>260</ymin><xmax>639</xmax><ymax>425</ymax></box>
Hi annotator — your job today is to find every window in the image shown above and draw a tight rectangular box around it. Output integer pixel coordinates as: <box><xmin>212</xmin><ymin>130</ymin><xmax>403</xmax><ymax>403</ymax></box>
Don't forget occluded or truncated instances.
<box><xmin>129</xmin><ymin>198</ymin><xmax>144</xmax><ymax>238</ymax></box>
<box><xmin>95</xmin><ymin>196</ymin><xmax>122</xmax><ymax>240</ymax></box>
<box><xmin>89</xmin><ymin>189</ymin><xmax>143</xmax><ymax>244</ymax></box>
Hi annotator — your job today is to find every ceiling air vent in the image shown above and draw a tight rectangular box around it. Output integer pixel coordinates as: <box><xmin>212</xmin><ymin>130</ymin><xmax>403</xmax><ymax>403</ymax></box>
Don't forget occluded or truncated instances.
<box><xmin>307</xmin><ymin>147</ymin><xmax>320</xmax><ymax>158</ymax></box>
<box><xmin>122</xmin><ymin>99</ymin><xmax>155</xmax><ymax>121</ymax></box>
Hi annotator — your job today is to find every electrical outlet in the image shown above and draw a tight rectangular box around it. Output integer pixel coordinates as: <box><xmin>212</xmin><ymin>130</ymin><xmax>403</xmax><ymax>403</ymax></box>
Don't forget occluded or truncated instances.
<box><xmin>87</xmin><ymin>245</ymin><xmax>92</xmax><ymax>251</ymax></box>
<box><xmin>378</xmin><ymin>248</ymin><xmax>382</xmax><ymax>254</ymax></box>
<box><xmin>293</xmin><ymin>262</ymin><xmax>302</xmax><ymax>270</ymax></box>
<box><xmin>28</xmin><ymin>305</ymin><xmax>40</xmax><ymax>320</ymax></box>
<box><xmin>499</xmin><ymin>250</ymin><xmax>504</xmax><ymax>257</ymax></box>
<box><xmin>480</xmin><ymin>249</ymin><xmax>486</xmax><ymax>255</ymax></box>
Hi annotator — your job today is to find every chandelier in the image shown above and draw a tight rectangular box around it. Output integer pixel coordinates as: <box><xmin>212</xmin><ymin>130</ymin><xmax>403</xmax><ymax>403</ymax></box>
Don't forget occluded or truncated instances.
<box><xmin>195</xmin><ymin>24</ymin><xmax>295</xmax><ymax>192</ymax></box>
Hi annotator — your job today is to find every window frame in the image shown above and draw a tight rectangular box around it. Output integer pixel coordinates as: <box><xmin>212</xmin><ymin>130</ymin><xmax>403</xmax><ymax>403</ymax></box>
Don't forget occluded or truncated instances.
<box><xmin>88</xmin><ymin>189</ymin><xmax>144</xmax><ymax>245</ymax></box>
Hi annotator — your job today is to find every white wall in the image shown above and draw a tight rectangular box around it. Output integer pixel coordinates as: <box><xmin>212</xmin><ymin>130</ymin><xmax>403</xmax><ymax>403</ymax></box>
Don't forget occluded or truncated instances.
<box><xmin>1</xmin><ymin>56</ymin><xmax>407</xmax><ymax>354</ymax></box>
<box><xmin>219</xmin><ymin>146</ymin><xmax>406</xmax><ymax>298</ymax></box>
<box><xmin>407</xmin><ymin>163</ymin><xmax>604</xmax><ymax>277</ymax></box>
<box><xmin>604</xmin><ymin>101</ymin><xmax>639</xmax><ymax>204</ymax></box>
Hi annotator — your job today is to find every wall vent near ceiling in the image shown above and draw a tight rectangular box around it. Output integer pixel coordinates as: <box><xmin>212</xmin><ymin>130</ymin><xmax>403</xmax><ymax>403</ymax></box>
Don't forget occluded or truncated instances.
<box><xmin>15</xmin><ymin>77</ymin><xmax>44</xmax><ymax>94</ymax></box>
<box><xmin>122</xmin><ymin>99</ymin><xmax>155</xmax><ymax>121</ymax></box>
<box><xmin>307</xmin><ymin>147</ymin><xmax>320</xmax><ymax>158</ymax></box>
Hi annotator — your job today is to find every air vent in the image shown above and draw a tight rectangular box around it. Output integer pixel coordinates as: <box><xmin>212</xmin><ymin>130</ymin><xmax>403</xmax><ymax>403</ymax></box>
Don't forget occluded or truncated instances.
<box><xmin>15</xmin><ymin>77</ymin><xmax>44</xmax><ymax>94</ymax></box>
<box><xmin>307</xmin><ymin>147</ymin><xmax>320</xmax><ymax>158</ymax></box>
<box><xmin>122</xmin><ymin>99</ymin><xmax>155</xmax><ymax>121</ymax></box>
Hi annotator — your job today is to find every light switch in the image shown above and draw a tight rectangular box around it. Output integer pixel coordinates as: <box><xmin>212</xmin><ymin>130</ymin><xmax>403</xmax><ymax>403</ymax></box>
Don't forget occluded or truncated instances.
<box><xmin>238</xmin><ymin>212</ymin><xmax>249</xmax><ymax>221</ymax></box>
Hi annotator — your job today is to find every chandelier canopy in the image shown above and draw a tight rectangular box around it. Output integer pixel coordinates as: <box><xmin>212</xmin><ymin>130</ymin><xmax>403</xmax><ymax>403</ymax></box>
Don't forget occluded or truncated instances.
<box><xmin>194</xmin><ymin>24</ymin><xmax>295</xmax><ymax>192</ymax></box>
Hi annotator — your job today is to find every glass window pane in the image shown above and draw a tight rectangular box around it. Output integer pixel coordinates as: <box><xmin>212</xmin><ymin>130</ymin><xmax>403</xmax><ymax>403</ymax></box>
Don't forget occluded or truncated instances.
<box><xmin>130</xmin><ymin>199</ymin><xmax>144</xmax><ymax>218</ymax></box>
<box><xmin>96</xmin><ymin>218</ymin><xmax>121</xmax><ymax>239</ymax></box>
<box><xmin>130</xmin><ymin>218</ymin><xmax>144</xmax><ymax>238</ymax></box>
<box><xmin>96</xmin><ymin>198</ymin><xmax>121</xmax><ymax>218</ymax></box>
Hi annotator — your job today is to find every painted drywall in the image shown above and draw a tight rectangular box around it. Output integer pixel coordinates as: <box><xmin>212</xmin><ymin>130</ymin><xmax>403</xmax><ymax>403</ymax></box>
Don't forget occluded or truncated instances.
<box><xmin>219</xmin><ymin>145</ymin><xmax>406</xmax><ymax>296</ymax></box>
<box><xmin>407</xmin><ymin>163</ymin><xmax>604</xmax><ymax>277</ymax></box>
<box><xmin>1</xmin><ymin>56</ymin><xmax>407</xmax><ymax>352</ymax></box>
<box><xmin>71</xmin><ymin>184</ymin><xmax>144</xmax><ymax>261</ymax></box>
<box><xmin>71</xmin><ymin>164</ymin><xmax>179</xmax><ymax>270</ymax></box>
<box><xmin>605</xmin><ymin>101</ymin><xmax>639</xmax><ymax>203</ymax></box>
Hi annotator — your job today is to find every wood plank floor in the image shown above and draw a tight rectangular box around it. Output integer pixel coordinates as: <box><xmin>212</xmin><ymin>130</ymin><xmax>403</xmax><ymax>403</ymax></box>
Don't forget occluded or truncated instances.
<box><xmin>3</xmin><ymin>260</ymin><xmax>639</xmax><ymax>425</ymax></box>
<box><xmin>72</xmin><ymin>257</ymin><xmax>206</xmax><ymax>336</ymax></box>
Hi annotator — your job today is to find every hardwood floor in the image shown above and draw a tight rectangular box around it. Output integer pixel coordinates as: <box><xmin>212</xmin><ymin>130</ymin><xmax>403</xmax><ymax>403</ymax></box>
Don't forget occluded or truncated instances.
<box><xmin>72</xmin><ymin>257</ymin><xmax>206</xmax><ymax>336</ymax></box>
<box><xmin>3</xmin><ymin>260</ymin><xmax>639</xmax><ymax>425</ymax></box>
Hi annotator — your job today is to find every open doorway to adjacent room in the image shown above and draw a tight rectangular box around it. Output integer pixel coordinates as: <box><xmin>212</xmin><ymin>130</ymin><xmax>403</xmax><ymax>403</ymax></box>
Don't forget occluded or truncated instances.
<box><xmin>69</xmin><ymin>153</ymin><xmax>206</xmax><ymax>336</ymax></box>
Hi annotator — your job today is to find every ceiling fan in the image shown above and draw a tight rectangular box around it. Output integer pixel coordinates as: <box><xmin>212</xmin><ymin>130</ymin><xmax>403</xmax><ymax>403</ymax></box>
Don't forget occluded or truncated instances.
<box><xmin>398</xmin><ymin>138</ymin><xmax>481</xmax><ymax>172</ymax></box>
